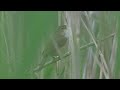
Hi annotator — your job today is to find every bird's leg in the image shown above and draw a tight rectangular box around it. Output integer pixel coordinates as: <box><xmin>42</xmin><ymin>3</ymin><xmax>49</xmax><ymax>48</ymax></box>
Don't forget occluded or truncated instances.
<box><xmin>53</xmin><ymin>56</ymin><xmax>60</xmax><ymax>59</ymax></box>
<box><xmin>51</xmin><ymin>51</ymin><xmax>71</xmax><ymax>63</ymax></box>
<box><xmin>52</xmin><ymin>55</ymin><xmax>61</xmax><ymax>61</ymax></box>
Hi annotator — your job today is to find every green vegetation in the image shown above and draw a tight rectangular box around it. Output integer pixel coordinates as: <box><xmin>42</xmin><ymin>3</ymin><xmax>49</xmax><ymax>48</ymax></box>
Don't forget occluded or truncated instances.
<box><xmin>0</xmin><ymin>11</ymin><xmax>119</xmax><ymax>79</ymax></box>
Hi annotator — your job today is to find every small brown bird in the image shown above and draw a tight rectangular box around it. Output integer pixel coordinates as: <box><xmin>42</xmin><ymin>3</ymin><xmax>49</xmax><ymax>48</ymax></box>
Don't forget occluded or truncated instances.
<box><xmin>34</xmin><ymin>25</ymin><xmax>68</xmax><ymax>72</ymax></box>
<box><xmin>44</xmin><ymin>25</ymin><xmax>67</xmax><ymax>56</ymax></box>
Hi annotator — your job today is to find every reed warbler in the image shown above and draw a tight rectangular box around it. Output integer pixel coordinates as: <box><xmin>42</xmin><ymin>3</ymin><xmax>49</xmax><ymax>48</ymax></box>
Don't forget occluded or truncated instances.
<box><xmin>34</xmin><ymin>25</ymin><xmax>68</xmax><ymax>72</ymax></box>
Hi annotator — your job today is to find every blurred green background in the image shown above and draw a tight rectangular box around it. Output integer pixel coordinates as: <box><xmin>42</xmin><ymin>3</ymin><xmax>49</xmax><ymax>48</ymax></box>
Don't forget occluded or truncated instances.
<box><xmin>0</xmin><ymin>11</ymin><xmax>120</xmax><ymax>79</ymax></box>
<box><xmin>0</xmin><ymin>11</ymin><xmax>58</xmax><ymax>78</ymax></box>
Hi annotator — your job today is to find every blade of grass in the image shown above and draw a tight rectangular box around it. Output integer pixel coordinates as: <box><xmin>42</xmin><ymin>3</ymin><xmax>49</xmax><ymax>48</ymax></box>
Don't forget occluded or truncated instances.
<box><xmin>81</xmin><ymin>14</ymin><xmax>110</xmax><ymax>79</ymax></box>
<box><xmin>0</xmin><ymin>12</ymin><xmax>11</xmax><ymax>74</ymax></box>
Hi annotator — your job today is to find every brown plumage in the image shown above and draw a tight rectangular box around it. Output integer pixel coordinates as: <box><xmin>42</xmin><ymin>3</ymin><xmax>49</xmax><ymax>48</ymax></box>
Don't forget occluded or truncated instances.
<box><xmin>34</xmin><ymin>25</ymin><xmax>67</xmax><ymax>72</ymax></box>
<box><xmin>42</xmin><ymin>25</ymin><xmax>67</xmax><ymax>56</ymax></box>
